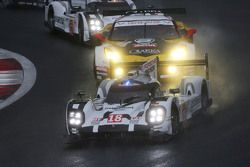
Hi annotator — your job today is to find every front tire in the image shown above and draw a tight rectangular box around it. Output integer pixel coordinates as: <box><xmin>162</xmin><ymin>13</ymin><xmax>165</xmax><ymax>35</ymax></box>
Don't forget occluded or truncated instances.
<box><xmin>171</xmin><ymin>104</ymin><xmax>180</xmax><ymax>136</ymax></box>
<box><xmin>78</xmin><ymin>18</ymin><xmax>84</xmax><ymax>44</ymax></box>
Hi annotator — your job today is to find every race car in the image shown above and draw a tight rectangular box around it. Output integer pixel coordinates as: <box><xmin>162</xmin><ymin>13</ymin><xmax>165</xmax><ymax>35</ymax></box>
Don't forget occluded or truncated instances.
<box><xmin>65</xmin><ymin>56</ymin><xmax>212</xmax><ymax>142</ymax></box>
<box><xmin>44</xmin><ymin>0</ymin><xmax>136</xmax><ymax>44</ymax></box>
<box><xmin>93</xmin><ymin>9</ymin><xmax>198</xmax><ymax>81</ymax></box>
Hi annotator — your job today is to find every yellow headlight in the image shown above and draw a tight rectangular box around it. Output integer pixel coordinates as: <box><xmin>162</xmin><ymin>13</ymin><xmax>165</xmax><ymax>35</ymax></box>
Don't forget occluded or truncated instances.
<box><xmin>170</xmin><ymin>46</ymin><xmax>187</xmax><ymax>60</ymax></box>
<box><xmin>105</xmin><ymin>48</ymin><xmax>121</xmax><ymax>62</ymax></box>
<box><xmin>114</xmin><ymin>67</ymin><xmax>124</xmax><ymax>78</ymax></box>
<box><xmin>168</xmin><ymin>66</ymin><xmax>177</xmax><ymax>74</ymax></box>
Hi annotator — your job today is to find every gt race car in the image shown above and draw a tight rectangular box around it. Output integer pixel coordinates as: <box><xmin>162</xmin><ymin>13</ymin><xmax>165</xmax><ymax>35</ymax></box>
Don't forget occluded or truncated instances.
<box><xmin>65</xmin><ymin>56</ymin><xmax>212</xmax><ymax>141</ymax></box>
<box><xmin>93</xmin><ymin>9</ymin><xmax>198</xmax><ymax>81</ymax></box>
<box><xmin>44</xmin><ymin>0</ymin><xmax>136</xmax><ymax>44</ymax></box>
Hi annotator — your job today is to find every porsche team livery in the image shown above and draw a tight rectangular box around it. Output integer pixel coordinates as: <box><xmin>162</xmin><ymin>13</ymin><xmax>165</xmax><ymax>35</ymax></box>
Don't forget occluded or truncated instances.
<box><xmin>94</xmin><ymin>9</ymin><xmax>198</xmax><ymax>81</ymax></box>
<box><xmin>65</xmin><ymin>56</ymin><xmax>212</xmax><ymax>141</ymax></box>
<box><xmin>44</xmin><ymin>0</ymin><xmax>136</xmax><ymax>44</ymax></box>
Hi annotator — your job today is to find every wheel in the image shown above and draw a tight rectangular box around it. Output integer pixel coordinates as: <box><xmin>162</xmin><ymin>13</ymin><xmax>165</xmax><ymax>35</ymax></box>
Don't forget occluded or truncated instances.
<box><xmin>78</xmin><ymin>18</ymin><xmax>84</xmax><ymax>44</ymax></box>
<box><xmin>201</xmin><ymin>81</ymin><xmax>209</xmax><ymax>111</ymax></box>
<box><xmin>171</xmin><ymin>104</ymin><xmax>180</xmax><ymax>136</ymax></box>
<box><xmin>48</xmin><ymin>8</ymin><xmax>55</xmax><ymax>32</ymax></box>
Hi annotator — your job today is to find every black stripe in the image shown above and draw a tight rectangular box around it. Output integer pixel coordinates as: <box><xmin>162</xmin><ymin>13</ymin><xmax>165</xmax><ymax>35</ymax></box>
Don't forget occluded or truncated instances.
<box><xmin>98</xmin><ymin>125</ymin><xmax>128</xmax><ymax>132</ymax></box>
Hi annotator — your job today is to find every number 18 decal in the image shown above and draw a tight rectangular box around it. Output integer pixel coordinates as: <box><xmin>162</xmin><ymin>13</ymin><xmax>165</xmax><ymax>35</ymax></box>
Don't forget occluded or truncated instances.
<box><xmin>107</xmin><ymin>114</ymin><xmax>123</xmax><ymax>123</ymax></box>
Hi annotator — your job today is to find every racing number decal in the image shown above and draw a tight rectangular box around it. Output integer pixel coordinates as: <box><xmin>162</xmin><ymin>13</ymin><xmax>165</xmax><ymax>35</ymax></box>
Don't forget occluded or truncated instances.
<box><xmin>69</xmin><ymin>19</ymin><xmax>74</xmax><ymax>35</ymax></box>
<box><xmin>107</xmin><ymin>114</ymin><xmax>123</xmax><ymax>123</ymax></box>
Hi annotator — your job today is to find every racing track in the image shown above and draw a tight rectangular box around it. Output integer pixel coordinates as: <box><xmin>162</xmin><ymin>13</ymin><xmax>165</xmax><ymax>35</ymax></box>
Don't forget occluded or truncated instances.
<box><xmin>0</xmin><ymin>1</ymin><xmax>250</xmax><ymax>166</ymax></box>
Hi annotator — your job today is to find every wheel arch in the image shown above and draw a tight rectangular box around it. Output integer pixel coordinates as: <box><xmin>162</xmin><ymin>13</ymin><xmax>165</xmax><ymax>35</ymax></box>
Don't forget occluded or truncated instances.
<box><xmin>48</xmin><ymin>1</ymin><xmax>67</xmax><ymax>18</ymax></box>
<box><xmin>180</xmin><ymin>76</ymin><xmax>208</xmax><ymax>96</ymax></box>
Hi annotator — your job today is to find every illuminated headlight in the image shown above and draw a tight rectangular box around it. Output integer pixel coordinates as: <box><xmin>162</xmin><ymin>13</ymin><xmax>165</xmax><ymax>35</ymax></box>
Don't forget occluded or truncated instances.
<box><xmin>69</xmin><ymin>112</ymin><xmax>82</xmax><ymax>126</ymax></box>
<box><xmin>147</xmin><ymin>107</ymin><xmax>166</xmax><ymax>125</ymax></box>
<box><xmin>104</xmin><ymin>48</ymin><xmax>121</xmax><ymax>62</ymax></box>
<box><xmin>89</xmin><ymin>19</ymin><xmax>102</xmax><ymax>31</ymax></box>
<box><xmin>170</xmin><ymin>46</ymin><xmax>187</xmax><ymax>60</ymax></box>
<box><xmin>167</xmin><ymin>66</ymin><xmax>177</xmax><ymax>74</ymax></box>
<box><xmin>114</xmin><ymin>67</ymin><xmax>124</xmax><ymax>78</ymax></box>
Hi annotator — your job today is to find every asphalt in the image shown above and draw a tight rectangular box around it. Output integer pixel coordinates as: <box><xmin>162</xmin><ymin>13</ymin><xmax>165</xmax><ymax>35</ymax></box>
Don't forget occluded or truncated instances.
<box><xmin>0</xmin><ymin>1</ymin><xmax>250</xmax><ymax>166</ymax></box>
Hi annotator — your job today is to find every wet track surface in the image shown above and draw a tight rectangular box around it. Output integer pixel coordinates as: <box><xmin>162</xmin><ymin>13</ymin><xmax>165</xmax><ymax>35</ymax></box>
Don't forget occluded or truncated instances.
<box><xmin>0</xmin><ymin>0</ymin><xmax>250</xmax><ymax>166</ymax></box>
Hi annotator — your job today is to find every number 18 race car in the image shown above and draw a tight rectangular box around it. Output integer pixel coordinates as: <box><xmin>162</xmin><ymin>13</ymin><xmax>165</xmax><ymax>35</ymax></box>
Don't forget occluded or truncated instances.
<box><xmin>65</xmin><ymin>56</ymin><xmax>212</xmax><ymax>142</ymax></box>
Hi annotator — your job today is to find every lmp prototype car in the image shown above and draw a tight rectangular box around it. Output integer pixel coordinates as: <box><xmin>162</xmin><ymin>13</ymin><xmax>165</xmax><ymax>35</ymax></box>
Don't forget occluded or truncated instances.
<box><xmin>44</xmin><ymin>0</ymin><xmax>136</xmax><ymax>44</ymax></box>
<box><xmin>66</xmin><ymin>57</ymin><xmax>212</xmax><ymax>141</ymax></box>
<box><xmin>94</xmin><ymin>9</ymin><xmax>198</xmax><ymax>81</ymax></box>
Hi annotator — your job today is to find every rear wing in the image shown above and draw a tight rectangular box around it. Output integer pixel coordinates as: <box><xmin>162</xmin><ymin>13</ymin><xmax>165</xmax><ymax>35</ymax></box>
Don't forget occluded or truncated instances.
<box><xmin>159</xmin><ymin>53</ymin><xmax>209</xmax><ymax>79</ymax></box>
<box><xmin>110</xmin><ymin>53</ymin><xmax>209</xmax><ymax>80</ymax></box>
<box><xmin>102</xmin><ymin>8</ymin><xmax>186</xmax><ymax>16</ymax></box>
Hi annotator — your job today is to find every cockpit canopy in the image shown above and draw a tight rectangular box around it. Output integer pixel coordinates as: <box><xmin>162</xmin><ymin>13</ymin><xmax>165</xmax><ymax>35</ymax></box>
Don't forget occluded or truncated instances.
<box><xmin>105</xmin><ymin>79</ymin><xmax>160</xmax><ymax>104</ymax></box>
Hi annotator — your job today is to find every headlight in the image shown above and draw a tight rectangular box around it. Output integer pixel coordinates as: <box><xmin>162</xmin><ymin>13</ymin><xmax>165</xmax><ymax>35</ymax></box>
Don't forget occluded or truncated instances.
<box><xmin>167</xmin><ymin>66</ymin><xmax>177</xmax><ymax>74</ymax></box>
<box><xmin>105</xmin><ymin>48</ymin><xmax>121</xmax><ymax>62</ymax></box>
<box><xmin>114</xmin><ymin>67</ymin><xmax>124</xmax><ymax>78</ymax></box>
<box><xmin>170</xmin><ymin>46</ymin><xmax>187</xmax><ymax>60</ymax></box>
<box><xmin>69</xmin><ymin>112</ymin><xmax>82</xmax><ymax>126</ymax></box>
<box><xmin>147</xmin><ymin>107</ymin><xmax>166</xmax><ymax>125</ymax></box>
<box><xmin>89</xmin><ymin>19</ymin><xmax>102</xmax><ymax>31</ymax></box>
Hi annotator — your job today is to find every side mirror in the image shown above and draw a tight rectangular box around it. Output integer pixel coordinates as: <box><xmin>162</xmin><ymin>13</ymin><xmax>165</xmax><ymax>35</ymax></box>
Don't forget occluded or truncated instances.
<box><xmin>77</xmin><ymin>90</ymin><xmax>86</xmax><ymax>97</ymax></box>
<box><xmin>169</xmin><ymin>88</ymin><xmax>180</xmax><ymax>95</ymax></box>
<box><xmin>185</xmin><ymin>28</ymin><xmax>197</xmax><ymax>38</ymax></box>
<box><xmin>75</xmin><ymin>90</ymin><xmax>90</xmax><ymax>101</ymax></box>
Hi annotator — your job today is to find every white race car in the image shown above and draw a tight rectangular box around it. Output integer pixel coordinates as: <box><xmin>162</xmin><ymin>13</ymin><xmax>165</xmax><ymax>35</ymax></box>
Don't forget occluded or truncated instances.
<box><xmin>65</xmin><ymin>56</ymin><xmax>212</xmax><ymax>142</ymax></box>
<box><xmin>44</xmin><ymin>0</ymin><xmax>136</xmax><ymax>44</ymax></box>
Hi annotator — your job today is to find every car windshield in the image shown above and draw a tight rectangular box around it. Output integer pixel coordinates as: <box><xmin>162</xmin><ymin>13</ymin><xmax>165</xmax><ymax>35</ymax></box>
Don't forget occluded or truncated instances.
<box><xmin>110</xmin><ymin>24</ymin><xmax>179</xmax><ymax>41</ymax></box>
<box><xmin>88</xmin><ymin>1</ymin><xmax>131</xmax><ymax>11</ymax></box>
<box><xmin>105</xmin><ymin>85</ymin><xmax>150</xmax><ymax>104</ymax></box>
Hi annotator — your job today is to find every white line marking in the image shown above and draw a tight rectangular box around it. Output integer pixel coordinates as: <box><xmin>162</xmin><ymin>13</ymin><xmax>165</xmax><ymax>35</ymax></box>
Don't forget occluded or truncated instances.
<box><xmin>0</xmin><ymin>48</ymin><xmax>37</xmax><ymax>110</ymax></box>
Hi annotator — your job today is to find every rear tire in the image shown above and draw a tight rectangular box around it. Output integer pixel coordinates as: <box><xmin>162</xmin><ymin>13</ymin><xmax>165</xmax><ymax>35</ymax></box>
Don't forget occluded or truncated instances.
<box><xmin>201</xmin><ymin>81</ymin><xmax>209</xmax><ymax>112</ymax></box>
<box><xmin>48</xmin><ymin>8</ymin><xmax>55</xmax><ymax>33</ymax></box>
<box><xmin>78</xmin><ymin>18</ymin><xmax>84</xmax><ymax>44</ymax></box>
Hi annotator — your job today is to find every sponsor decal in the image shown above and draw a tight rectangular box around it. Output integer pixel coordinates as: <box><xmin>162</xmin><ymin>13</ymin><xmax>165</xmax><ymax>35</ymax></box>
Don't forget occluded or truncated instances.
<box><xmin>132</xmin><ymin>39</ymin><xmax>158</xmax><ymax>49</ymax></box>
<box><xmin>55</xmin><ymin>16</ymin><xmax>64</xmax><ymax>25</ymax></box>
<box><xmin>134</xmin><ymin>39</ymin><xmax>155</xmax><ymax>43</ymax></box>
<box><xmin>132</xmin><ymin>43</ymin><xmax>157</xmax><ymax>48</ymax></box>
<box><xmin>180</xmin><ymin>102</ymin><xmax>188</xmax><ymax>119</ymax></box>
<box><xmin>69</xmin><ymin>19</ymin><xmax>75</xmax><ymax>35</ymax></box>
<box><xmin>91</xmin><ymin>117</ymin><xmax>103</xmax><ymax>125</ymax></box>
<box><xmin>116</xmin><ymin>20</ymin><xmax>174</xmax><ymax>27</ymax></box>
<box><xmin>129</xmin><ymin>49</ymin><xmax>160</xmax><ymax>55</ymax></box>
<box><xmin>104</xmin><ymin>106</ymin><xmax>133</xmax><ymax>110</ymax></box>
<box><xmin>141</xmin><ymin>57</ymin><xmax>157</xmax><ymax>72</ymax></box>
<box><xmin>130</xmin><ymin>116</ymin><xmax>140</xmax><ymax>124</ymax></box>
<box><xmin>191</xmin><ymin>96</ymin><xmax>201</xmax><ymax>108</ymax></box>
